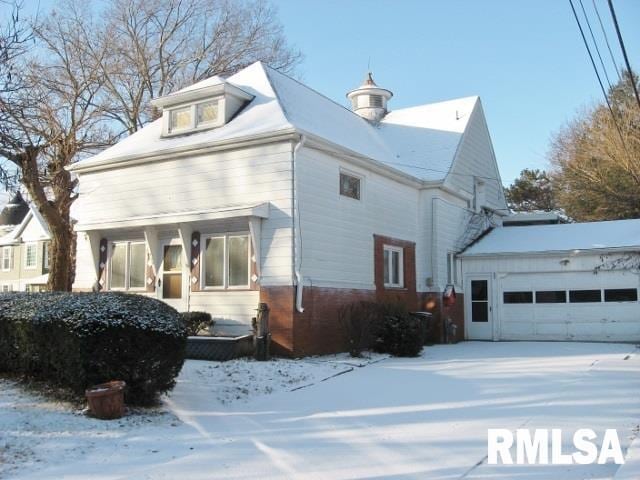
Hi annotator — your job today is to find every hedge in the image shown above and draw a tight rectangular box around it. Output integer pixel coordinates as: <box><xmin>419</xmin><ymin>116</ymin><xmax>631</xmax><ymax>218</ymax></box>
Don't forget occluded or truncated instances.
<box><xmin>0</xmin><ymin>292</ymin><xmax>187</xmax><ymax>405</ymax></box>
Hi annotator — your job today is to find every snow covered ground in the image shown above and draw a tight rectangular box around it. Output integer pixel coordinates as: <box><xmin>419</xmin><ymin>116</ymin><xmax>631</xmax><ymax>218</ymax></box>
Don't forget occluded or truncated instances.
<box><xmin>1</xmin><ymin>342</ymin><xmax>639</xmax><ymax>479</ymax></box>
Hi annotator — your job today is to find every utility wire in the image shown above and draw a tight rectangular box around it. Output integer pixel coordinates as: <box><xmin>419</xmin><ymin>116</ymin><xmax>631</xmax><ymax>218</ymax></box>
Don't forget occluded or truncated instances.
<box><xmin>579</xmin><ymin>0</ymin><xmax>613</xmax><ymax>90</ymax></box>
<box><xmin>569</xmin><ymin>0</ymin><xmax>629</xmax><ymax>151</ymax></box>
<box><xmin>591</xmin><ymin>0</ymin><xmax>621</xmax><ymax>81</ymax></box>
<box><xmin>607</xmin><ymin>0</ymin><xmax>640</xmax><ymax>110</ymax></box>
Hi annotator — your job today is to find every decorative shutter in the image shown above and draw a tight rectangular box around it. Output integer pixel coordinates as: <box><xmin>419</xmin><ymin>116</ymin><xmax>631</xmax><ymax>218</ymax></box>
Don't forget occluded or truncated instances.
<box><xmin>190</xmin><ymin>231</ymin><xmax>201</xmax><ymax>292</ymax></box>
<box><xmin>9</xmin><ymin>247</ymin><xmax>14</xmax><ymax>270</ymax></box>
<box><xmin>98</xmin><ymin>238</ymin><xmax>108</xmax><ymax>291</ymax></box>
<box><xmin>145</xmin><ymin>247</ymin><xmax>156</xmax><ymax>293</ymax></box>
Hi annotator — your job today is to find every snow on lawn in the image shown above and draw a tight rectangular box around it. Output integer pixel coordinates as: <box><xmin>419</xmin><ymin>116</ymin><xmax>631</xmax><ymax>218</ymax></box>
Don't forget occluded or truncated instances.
<box><xmin>0</xmin><ymin>354</ymin><xmax>372</xmax><ymax>479</ymax></box>
<box><xmin>2</xmin><ymin>343</ymin><xmax>640</xmax><ymax>480</ymax></box>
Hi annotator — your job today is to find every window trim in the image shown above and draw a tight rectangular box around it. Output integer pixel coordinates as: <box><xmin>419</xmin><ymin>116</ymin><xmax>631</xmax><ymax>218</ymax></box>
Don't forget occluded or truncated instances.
<box><xmin>24</xmin><ymin>243</ymin><xmax>37</xmax><ymax>270</ymax></box>
<box><xmin>383</xmin><ymin>244</ymin><xmax>404</xmax><ymax>288</ymax></box>
<box><xmin>200</xmin><ymin>232</ymin><xmax>251</xmax><ymax>291</ymax></box>
<box><xmin>43</xmin><ymin>242</ymin><xmax>51</xmax><ymax>271</ymax></box>
<box><xmin>1</xmin><ymin>246</ymin><xmax>11</xmax><ymax>272</ymax></box>
<box><xmin>108</xmin><ymin>241</ymin><xmax>147</xmax><ymax>292</ymax></box>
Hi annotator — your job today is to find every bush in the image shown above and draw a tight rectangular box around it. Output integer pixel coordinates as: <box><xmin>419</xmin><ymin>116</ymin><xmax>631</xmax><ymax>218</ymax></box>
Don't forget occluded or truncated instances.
<box><xmin>339</xmin><ymin>301</ymin><xmax>378</xmax><ymax>357</ymax></box>
<box><xmin>181</xmin><ymin>311</ymin><xmax>214</xmax><ymax>336</ymax></box>
<box><xmin>372</xmin><ymin>303</ymin><xmax>427</xmax><ymax>357</ymax></box>
<box><xmin>340</xmin><ymin>301</ymin><xmax>427</xmax><ymax>358</ymax></box>
<box><xmin>0</xmin><ymin>292</ymin><xmax>187</xmax><ymax>405</ymax></box>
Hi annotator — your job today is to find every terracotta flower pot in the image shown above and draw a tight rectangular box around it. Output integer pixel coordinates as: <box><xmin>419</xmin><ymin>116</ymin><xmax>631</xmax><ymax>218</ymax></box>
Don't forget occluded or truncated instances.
<box><xmin>85</xmin><ymin>380</ymin><xmax>126</xmax><ymax>420</ymax></box>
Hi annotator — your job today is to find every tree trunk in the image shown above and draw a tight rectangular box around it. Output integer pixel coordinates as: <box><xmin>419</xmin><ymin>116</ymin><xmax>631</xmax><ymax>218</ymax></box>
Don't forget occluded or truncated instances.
<box><xmin>18</xmin><ymin>146</ymin><xmax>77</xmax><ymax>292</ymax></box>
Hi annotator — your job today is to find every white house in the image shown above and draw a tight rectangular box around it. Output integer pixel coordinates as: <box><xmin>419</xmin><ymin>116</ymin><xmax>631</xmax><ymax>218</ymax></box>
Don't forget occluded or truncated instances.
<box><xmin>0</xmin><ymin>196</ymin><xmax>52</xmax><ymax>292</ymax></box>
<box><xmin>460</xmin><ymin>219</ymin><xmax>640</xmax><ymax>342</ymax></box>
<box><xmin>69</xmin><ymin>61</ymin><xmax>507</xmax><ymax>356</ymax></box>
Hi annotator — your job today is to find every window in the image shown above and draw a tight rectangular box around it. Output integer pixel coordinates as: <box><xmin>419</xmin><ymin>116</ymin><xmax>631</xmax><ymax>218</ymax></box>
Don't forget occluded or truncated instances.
<box><xmin>446</xmin><ymin>252</ymin><xmax>458</xmax><ymax>285</ymax></box>
<box><xmin>471</xmin><ymin>280</ymin><xmax>489</xmax><ymax>322</ymax></box>
<box><xmin>170</xmin><ymin>106</ymin><xmax>192</xmax><ymax>132</ymax></box>
<box><xmin>604</xmin><ymin>288</ymin><xmax>638</xmax><ymax>302</ymax></box>
<box><xmin>109</xmin><ymin>241</ymin><xmax>146</xmax><ymax>291</ymax></box>
<box><xmin>162</xmin><ymin>245</ymin><xmax>183</xmax><ymax>299</ymax></box>
<box><xmin>383</xmin><ymin>245</ymin><xmax>404</xmax><ymax>288</ymax></box>
<box><xmin>196</xmin><ymin>100</ymin><xmax>218</xmax><ymax>126</ymax></box>
<box><xmin>1</xmin><ymin>284</ymin><xmax>12</xmax><ymax>292</ymax></box>
<box><xmin>503</xmin><ymin>291</ymin><xmax>533</xmax><ymax>304</ymax></box>
<box><xmin>1</xmin><ymin>247</ymin><xmax>12</xmax><ymax>271</ymax></box>
<box><xmin>25</xmin><ymin>243</ymin><xmax>37</xmax><ymax>269</ymax></box>
<box><xmin>569</xmin><ymin>289</ymin><xmax>602</xmax><ymax>303</ymax></box>
<box><xmin>43</xmin><ymin>242</ymin><xmax>51</xmax><ymax>271</ymax></box>
<box><xmin>339</xmin><ymin>172</ymin><xmax>361</xmax><ymax>200</ymax></box>
<box><xmin>536</xmin><ymin>290</ymin><xmax>567</xmax><ymax>303</ymax></box>
<box><xmin>202</xmin><ymin>234</ymin><xmax>250</xmax><ymax>289</ymax></box>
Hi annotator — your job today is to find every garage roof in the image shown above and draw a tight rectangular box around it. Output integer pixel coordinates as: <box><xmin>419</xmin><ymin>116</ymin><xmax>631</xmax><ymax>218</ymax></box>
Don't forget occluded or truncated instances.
<box><xmin>460</xmin><ymin>218</ymin><xmax>640</xmax><ymax>256</ymax></box>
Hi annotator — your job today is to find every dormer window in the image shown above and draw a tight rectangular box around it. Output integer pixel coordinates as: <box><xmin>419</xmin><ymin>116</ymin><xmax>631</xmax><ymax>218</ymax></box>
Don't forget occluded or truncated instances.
<box><xmin>170</xmin><ymin>107</ymin><xmax>192</xmax><ymax>132</ymax></box>
<box><xmin>152</xmin><ymin>78</ymin><xmax>254</xmax><ymax>138</ymax></box>
<box><xmin>197</xmin><ymin>101</ymin><xmax>218</xmax><ymax>126</ymax></box>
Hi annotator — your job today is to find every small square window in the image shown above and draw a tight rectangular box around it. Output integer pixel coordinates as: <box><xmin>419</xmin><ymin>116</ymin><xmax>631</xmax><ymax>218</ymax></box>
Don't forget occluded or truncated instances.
<box><xmin>197</xmin><ymin>101</ymin><xmax>218</xmax><ymax>126</ymax></box>
<box><xmin>170</xmin><ymin>107</ymin><xmax>192</xmax><ymax>131</ymax></box>
<box><xmin>340</xmin><ymin>172</ymin><xmax>361</xmax><ymax>200</ymax></box>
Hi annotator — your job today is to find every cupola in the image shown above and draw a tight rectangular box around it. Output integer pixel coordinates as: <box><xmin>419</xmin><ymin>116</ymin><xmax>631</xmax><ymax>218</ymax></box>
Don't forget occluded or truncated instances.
<box><xmin>346</xmin><ymin>72</ymin><xmax>393</xmax><ymax>123</ymax></box>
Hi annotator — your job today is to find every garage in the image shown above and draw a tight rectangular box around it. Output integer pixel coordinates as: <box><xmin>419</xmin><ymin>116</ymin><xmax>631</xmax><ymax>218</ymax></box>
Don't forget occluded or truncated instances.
<box><xmin>459</xmin><ymin>219</ymin><xmax>640</xmax><ymax>342</ymax></box>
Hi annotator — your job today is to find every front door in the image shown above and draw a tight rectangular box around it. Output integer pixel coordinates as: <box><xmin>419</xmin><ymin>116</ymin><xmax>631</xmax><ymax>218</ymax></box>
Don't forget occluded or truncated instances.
<box><xmin>465</xmin><ymin>275</ymin><xmax>493</xmax><ymax>340</ymax></box>
<box><xmin>161</xmin><ymin>244</ymin><xmax>184</xmax><ymax>310</ymax></box>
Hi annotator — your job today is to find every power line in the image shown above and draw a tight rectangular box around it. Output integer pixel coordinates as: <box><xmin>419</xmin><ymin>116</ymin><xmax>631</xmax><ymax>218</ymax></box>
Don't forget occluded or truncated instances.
<box><xmin>578</xmin><ymin>0</ymin><xmax>613</xmax><ymax>90</ymax></box>
<box><xmin>591</xmin><ymin>0</ymin><xmax>620</xmax><ymax>81</ymax></box>
<box><xmin>569</xmin><ymin>0</ymin><xmax>629</xmax><ymax>150</ymax></box>
<box><xmin>607</xmin><ymin>0</ymin><xmax>640</xmax><ymax>110</ymax></box>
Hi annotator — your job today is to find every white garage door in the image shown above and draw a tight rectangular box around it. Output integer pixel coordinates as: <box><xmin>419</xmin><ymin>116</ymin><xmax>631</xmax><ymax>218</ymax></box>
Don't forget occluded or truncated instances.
<box><xmin>497</xmin><ymin>271</ymin><xmax>640</xmax><ymax>342</ymax></box>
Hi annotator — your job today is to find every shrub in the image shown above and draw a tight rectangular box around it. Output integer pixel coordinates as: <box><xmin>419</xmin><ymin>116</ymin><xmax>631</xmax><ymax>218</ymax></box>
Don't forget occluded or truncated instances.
<box><xmin>372</xmin><ymin>302</ymin><xmax>427</xmax><ymax>357</ymax></box>
<box><xmin>340</xmin><ymin>301</ymin><xmax>427</xmax><ymax>358</ymax></box>
<box><xmin>181</xmin><ymin>311</ymin><xmax>214</xmax><ymax>336</ymax></box>
<box><xmin>0</xmin><ymin>292</ymin><xmax>187</xmax><ymax>405</ymax></box>
<box><xmin>339</xmin><ymin>301</ymin><xmax>378</xmax><ymax>357</ymax></box>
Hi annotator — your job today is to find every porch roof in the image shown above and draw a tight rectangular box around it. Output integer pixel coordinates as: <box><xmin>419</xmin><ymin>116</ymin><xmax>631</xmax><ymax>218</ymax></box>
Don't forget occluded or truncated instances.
<box><xmin>74</xmin><ymin>202</ymin><xmax>270</xmax><ymax>232</ymax></box>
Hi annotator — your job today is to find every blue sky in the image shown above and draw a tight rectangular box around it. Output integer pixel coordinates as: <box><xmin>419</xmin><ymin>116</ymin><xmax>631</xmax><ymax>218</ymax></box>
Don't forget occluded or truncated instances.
<box><xmin>272</xmin><ymin>0</ymin><xmax>640</xmax><ymax>185</ymax></box>
<box><xmin>4</xmin><ymin>0</ymin><xmax>640</xmax><ymax>191</ymax></box>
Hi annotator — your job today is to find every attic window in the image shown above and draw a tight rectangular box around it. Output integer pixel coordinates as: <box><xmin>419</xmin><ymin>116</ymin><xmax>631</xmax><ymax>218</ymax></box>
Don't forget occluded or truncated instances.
<box><xmin>170</xmin><ymin>107</ymin><xmax>192</xmax><ymax>132</ymax></box>
<box><xmin>197</xmin><ymin>100</ymin><xmax>218</xmax><ymax>126</ymax></box>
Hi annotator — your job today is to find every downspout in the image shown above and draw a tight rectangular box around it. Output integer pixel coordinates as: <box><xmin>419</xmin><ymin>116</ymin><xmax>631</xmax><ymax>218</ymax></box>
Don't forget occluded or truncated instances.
<box><xmin>292</xmin><ymin>135</ymin><xmax>306</xmax><ymax>313</ymax></box>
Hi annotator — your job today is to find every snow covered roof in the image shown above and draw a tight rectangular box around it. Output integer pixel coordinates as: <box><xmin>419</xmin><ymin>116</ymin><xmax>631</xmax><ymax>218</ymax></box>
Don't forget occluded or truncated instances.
<box><xmin>461</xmin><ymin>219</ymin><xmax>640</xmax><ymax>256</ymax></box>
<box><xmin>70</xmin><ymin>62</ymin><xmax>479</xmax><ymax>182</ymax></box>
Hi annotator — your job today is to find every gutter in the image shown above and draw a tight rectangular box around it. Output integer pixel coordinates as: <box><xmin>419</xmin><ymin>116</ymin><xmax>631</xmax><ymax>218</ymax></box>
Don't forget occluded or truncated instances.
<box><xmin>292</xmin><ymin>135</ymin><xmax>306</xmax><ymax>313</ymax></box>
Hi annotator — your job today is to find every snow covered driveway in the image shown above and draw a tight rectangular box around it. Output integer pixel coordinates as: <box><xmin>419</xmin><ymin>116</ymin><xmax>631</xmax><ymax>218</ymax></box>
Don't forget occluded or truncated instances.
<box><xmin>4</xmin><ymin>342</ymin><xmax>640</xmax><ymax>479</ymax></box>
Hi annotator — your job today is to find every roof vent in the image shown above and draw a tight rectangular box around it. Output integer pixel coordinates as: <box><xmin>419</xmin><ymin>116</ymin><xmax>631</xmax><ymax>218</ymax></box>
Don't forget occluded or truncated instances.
<box><xmin>346</xmin><ymin>72</ymin><xmax>392</xmax><ymax>123</ymax></box>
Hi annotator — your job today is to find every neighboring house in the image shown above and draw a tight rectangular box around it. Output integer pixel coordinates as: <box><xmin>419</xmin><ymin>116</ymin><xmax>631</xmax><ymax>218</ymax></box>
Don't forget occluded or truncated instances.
<box><xmin>459</xmin><ymin>219</ymin><xmax>640</xmax><ymax>342</ymax></box>
<box><xmin>69</xmin><ymin>61</ymin><xmax>507</xmax><ymax>356</ymax></box>
<box><xmin>0</xmin><ymin>194</ymin><xmax>51</xmax><ymax>292</ymax></box>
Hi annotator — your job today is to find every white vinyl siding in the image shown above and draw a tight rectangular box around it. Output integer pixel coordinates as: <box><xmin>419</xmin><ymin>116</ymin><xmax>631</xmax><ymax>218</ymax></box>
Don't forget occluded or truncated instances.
<box><xmin>72</xmin><ymin>142</ymin><xmax>294</xmax><ymax>290</ymax></box>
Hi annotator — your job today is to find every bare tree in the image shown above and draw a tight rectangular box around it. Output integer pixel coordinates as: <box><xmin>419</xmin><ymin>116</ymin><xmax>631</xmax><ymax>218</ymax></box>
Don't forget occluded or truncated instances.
<box><xmin>0</xmin><ymin>3</ymin><xmax>116</xmax><ymax>291</ymax></box>
<box><xmin>86</xmin><ymin>0</ymin><xmax>302</xmax><ymax>134</ymax></box>
<box><xmin>549</xmin><ymin>71</ymin><xmax>640</xmax><ymax>221</ymax></box>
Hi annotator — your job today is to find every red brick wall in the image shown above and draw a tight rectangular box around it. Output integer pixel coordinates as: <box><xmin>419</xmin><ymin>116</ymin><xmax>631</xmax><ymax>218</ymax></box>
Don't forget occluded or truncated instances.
<box><xmin>373</xmin><ymin>235</ymin><xmax>418</xmax><ymax>307</ymax></box>
<box><xmin>418</xmin><ymin>291</ymin><xmax>465</xmax><ymax>343</ymax></box>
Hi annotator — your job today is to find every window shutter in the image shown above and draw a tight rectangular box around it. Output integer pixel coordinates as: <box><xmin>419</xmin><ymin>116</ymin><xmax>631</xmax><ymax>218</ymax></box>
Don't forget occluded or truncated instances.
<box><xmin>10</xmin><ymin>247</ymin><xmax>14</xmax><ymax>269</ymax></box>
<box><xmin>145</xmin><ymin>247</ymin><xmax>156</xmax><ymax>293</ymax></box>
<box><xmin>98</xmin><ymin>238</ymin><xmax>108</xmax><ymax>291</ymax></box>
<box><xmin>190</xmin><ymin>231</ymin><xmax>201</xmax><ymax>292</ymax></box>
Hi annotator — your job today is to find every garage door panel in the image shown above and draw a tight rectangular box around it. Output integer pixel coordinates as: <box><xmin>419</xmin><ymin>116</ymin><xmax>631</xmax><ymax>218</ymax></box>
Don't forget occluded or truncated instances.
<box><xmin>498</xmin><ymin>271</ymin><xmax>639</xmax><ymax>342</ymax></box>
